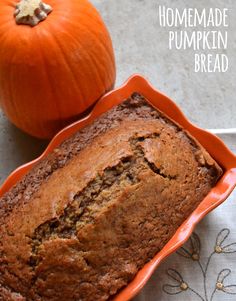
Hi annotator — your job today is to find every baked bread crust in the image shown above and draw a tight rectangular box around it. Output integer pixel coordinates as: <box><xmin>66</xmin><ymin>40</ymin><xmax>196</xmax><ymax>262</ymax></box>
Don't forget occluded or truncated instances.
<box><xmin>0</xmin><ymin>94</ymin><xmax>222</xmax><ymax>301</ymax></box>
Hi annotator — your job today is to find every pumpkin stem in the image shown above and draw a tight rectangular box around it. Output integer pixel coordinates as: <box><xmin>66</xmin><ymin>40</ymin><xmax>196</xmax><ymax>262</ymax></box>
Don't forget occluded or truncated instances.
<box><xmin>14</xmin><ymin>0</ymin><xmax>52</xmax><ymax>27</ymax></box>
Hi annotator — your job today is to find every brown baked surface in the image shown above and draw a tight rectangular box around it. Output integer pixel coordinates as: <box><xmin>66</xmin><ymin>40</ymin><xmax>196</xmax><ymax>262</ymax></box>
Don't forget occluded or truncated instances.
<box><xmin>0</xmin><ymin>93</ymin><xmax>222</xmax><ymax>301</ymax></box>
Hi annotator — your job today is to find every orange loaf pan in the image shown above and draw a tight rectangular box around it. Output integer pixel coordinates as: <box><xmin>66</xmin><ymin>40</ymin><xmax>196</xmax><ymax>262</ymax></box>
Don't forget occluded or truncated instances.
<box><xmin>1</xmin><ymin>75</ymin><xmax>236</xmax><ymax>301</ymax></box>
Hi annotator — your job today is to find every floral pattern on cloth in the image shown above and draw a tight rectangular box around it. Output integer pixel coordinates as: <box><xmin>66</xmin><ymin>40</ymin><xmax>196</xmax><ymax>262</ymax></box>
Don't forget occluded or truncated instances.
<box><xmin>163</xmin><ymin>229</ymin><xmax>236</xmax><ymax>301</ymax></box>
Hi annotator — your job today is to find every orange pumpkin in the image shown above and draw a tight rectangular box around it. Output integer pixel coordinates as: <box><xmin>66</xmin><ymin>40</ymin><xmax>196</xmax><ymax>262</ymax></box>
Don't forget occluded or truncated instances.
<box><xmin>0</xmin><ymin>0</ymin><xmax>116</xmax><ymax>139</ymax></box>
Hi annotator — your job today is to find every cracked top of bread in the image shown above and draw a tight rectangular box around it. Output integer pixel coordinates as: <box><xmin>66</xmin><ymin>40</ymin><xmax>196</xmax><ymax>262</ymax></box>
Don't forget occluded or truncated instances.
<box><xmin>0</xmin><ymin>93</ymin><xmax>222</xmax><ymax>301</ymax></box>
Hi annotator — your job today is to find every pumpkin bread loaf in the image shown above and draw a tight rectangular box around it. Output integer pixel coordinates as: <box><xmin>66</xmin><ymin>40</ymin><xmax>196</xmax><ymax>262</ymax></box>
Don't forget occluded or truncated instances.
<box><xmin>0</xmin><ymin>93</ymin><xmax>222</xmax><ymax>301</ymax></box>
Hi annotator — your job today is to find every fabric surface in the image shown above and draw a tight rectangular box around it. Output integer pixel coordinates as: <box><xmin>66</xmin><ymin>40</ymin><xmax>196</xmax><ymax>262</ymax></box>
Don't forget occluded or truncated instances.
<box><xmin>134</xmin><ymin>134</ymin><xmax>236</xmax><ymax>301</ymax></box>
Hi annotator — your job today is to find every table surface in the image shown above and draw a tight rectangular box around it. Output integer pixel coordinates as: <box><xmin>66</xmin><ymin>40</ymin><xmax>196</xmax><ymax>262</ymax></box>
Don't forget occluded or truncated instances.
<box><xmin>0</xmin><ymin>1</ymin><xmax>235</xmax><ymax>300</ymax></box>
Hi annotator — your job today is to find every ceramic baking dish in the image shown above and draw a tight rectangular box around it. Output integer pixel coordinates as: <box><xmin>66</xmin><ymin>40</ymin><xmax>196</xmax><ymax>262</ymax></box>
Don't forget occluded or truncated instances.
<box><xmin>0</xmin><ymin>74</ymin><xmax>236</xmax><ymax>301</ymax></box>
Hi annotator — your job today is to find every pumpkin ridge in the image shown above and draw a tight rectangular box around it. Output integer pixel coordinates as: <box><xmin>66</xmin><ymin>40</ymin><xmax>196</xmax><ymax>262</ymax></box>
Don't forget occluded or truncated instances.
<box><xmin>0</xmin><ymin>37</ymin><xmax>21</xmax><ymax>125</ymax></box>
<box><xmin>3</xmin><ymin>74</ymin><xmax>17</xmax><ymax>127</ymax></box>
<box><xmin>85</xmin><ymin>22</ymin><xmax>116</xmax><ymax>84</ymax></box>
<box><xmin>47</xmin><ymin>26</ymin><xmax>88</xmax><ymax>111</ymax></box>
<box><xmin>77</xmin><ymin>5</ymin><xmax>115</xmax><ymax>65</ymax></box>
<box><xmin>34</xmin><ymin>28</ymin><xmax>64</xmax><ymax>134</ymax></box>
<box><xmin>58</xmin><ymin>15</ymin><xmax>115</xmax><ymax>80</ymax></box>
<box><xmin>54</xmin><ymin>24</ymin><xmax>109</xmax><ymax>94</ymax></box>
<box><xmin>81</xmin><ymin>18</ymin><xmax>116</xmax><ymax>86</ymax></box>
<box><xmin>0</xmin><ymin>22</ymin><xmax>15</xmax><ymax>45</ymax></box>
<box><xmin>57</xmin><ymin>28</ymin><xmax>105</xmax><ymax>95</ymax></box>
<box><xmin>0</xmin><ymin>17</ymin><xmax>13</xmax><ymax>30</ymax></box>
